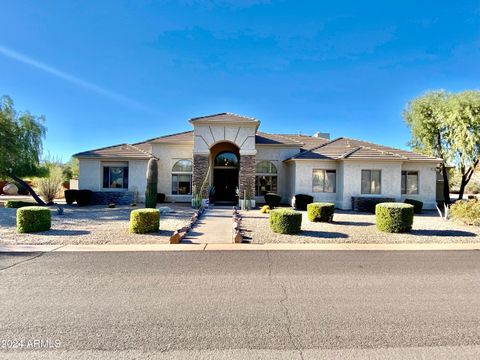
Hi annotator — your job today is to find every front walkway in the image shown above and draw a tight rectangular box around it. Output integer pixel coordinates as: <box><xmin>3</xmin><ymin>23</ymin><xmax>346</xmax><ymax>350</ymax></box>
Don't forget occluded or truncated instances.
<box><xmin>182</xmin><ymin>207</ymin><xmax>233</xmax><ymax>244</ymax></box>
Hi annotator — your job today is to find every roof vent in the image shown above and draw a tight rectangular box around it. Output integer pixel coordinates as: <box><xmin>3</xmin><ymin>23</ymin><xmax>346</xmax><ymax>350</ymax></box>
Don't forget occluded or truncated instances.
<box><xmin>313</xmin><ymin>131</ymin><xmax>330</xmax><ymax>139</ymax></box>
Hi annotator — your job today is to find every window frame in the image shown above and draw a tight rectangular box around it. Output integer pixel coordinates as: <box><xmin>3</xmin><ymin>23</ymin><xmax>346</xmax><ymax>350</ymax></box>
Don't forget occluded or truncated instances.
<box><xmin>361</xmin><ymin>169</ymin><xmax>382</xmax><ymax>195</ymax></box>
<box><xmin>401</xmin><ymin>170</ymin><xmax>419</xmax><ymax>195</ymax></box>
<box><xmin>102</xmin><ymin>166</ymin><xmax>129</xmax><ymax>189</ymax></box>
<box><xmin>255</xmin><ymin>160</ymin><xmax>278</xmax><ymax>196</ymax></box>
<box><xmin>171</xmin><ymin>159</ymin><xmax>193</xmax><ymax>195</ymax></box>
<box><xmin>312</xmin><ymin>169</ymin><xmax>336</xmax><ymax>193</ymax></box>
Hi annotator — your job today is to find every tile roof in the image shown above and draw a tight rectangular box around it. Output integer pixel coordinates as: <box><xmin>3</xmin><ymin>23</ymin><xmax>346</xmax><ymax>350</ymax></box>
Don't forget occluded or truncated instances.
<box><xmin>134</xmin><ymin>130</ymin><xmax>194</xmax><ymax>145</ymax></box>
<box><xmin>189</xmin><ymin>112</ymin><xmax>259</xmax><ymax>123</ymax></box>
<box><xmin>289</xmin><ymin>137</ymin><xmax>442</xmax><ymax>162</ymax></box>
<box><xmin>73</xmin><ymin>143</ymin><xmax>153</xmax><ymax>159</ymax></box>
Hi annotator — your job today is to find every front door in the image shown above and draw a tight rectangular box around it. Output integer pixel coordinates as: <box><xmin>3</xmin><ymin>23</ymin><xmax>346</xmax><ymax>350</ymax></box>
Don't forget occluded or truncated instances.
<box><xmin>214</xmin><ymin>168</ymin><xmax>239</xmax><ymax>203</ymax></box>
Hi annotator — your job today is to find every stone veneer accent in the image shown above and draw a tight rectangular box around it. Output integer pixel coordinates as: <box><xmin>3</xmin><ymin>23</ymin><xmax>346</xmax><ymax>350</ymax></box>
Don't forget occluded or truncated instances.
<box><xmin>91</xmin><ymin>191</ymin><xmax>134</xmax><ymax>205</ymax></box>
<box><xmin>238</xmin><ymin>154</ymin><xmax>256</xmax><ymax>200</ymax></box>
<box><xmin>192</xmin><ymin>154</ymin><xmax>209</xmax><ymax>197</ymax></box>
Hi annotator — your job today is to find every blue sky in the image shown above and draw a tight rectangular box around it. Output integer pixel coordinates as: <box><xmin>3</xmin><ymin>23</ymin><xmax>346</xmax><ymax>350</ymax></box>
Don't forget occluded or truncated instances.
<box><xmin>1</xmin><ymin>0</ymin><xmax>479</xmax><ymax>161</ymax></box>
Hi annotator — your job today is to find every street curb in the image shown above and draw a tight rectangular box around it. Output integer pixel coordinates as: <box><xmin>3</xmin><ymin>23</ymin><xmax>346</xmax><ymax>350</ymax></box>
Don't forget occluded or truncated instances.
<box><xmin>1</xmin><ymin>243</ymin><xmax>480</xmax><ymax>252</ymax></box>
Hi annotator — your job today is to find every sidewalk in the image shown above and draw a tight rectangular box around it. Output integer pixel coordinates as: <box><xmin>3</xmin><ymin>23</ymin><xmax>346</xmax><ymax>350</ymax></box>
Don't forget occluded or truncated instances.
<box><xmin>1</xmin><ymin>243</ymin><xmax>480</xmax><ymax>252</ymax></box>
<box><xmin>182</xmin><ymin>207</ymin><xmax>233</xmax><ymax>244</ymax></box>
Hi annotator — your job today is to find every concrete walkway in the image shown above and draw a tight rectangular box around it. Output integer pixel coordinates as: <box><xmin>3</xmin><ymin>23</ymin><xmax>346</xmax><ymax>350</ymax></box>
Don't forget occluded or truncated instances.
<box><xmin>182</xmin><ymin>207</ymin><xmax>233</xmax><ymax>244</ymax></box>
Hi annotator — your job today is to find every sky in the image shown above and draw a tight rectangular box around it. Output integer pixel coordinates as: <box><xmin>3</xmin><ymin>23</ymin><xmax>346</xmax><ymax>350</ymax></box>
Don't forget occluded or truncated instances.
<box><xmin>1</xmin><ymin>0</ymin><xmax>479</xmax><ymax>161</ymax></box>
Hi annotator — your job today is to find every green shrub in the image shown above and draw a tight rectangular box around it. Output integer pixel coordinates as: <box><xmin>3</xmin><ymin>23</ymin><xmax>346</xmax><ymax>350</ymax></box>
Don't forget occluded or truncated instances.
<box><xmin>108</xmin><ymin>203</ymin><xmax>116</xmax><ymax>208</ymax></box>
<box><xmin>352</xmin><ymin>197</ymin><xmax>396</xmax><ymax>213</ymax></box>
<box><xmin>450</xmin><ymin>199</ymin><xmax>480</xmax><ymax>225</ymax></box>
<box><xmin>404</xmin><ymin>199</ymin><xmax>423</xmax><ymax>214</ymax></box>
<box><xmin>130</xmin><ymin>208</ymin><xmax>160</xmax><ymax>234</ymax></box>
<box><xmin>376</xmin><ymin>203</ymin><xmax>414</xmax><ymax>233</ymax></box>
<box><xmin>16</xmin><ymin>206</ymin><xmax>51</xmax><ymax>233</ymax></box>
<box><xmin>145</xmin><ymin>159</ymin><xmax>158</xmax><ymax>208</ymax></box>
<box><xmin>269</xmin><ymin>209</ymin><xmax>302</xmax><ymax>234</ymax></box>
<box><xmin>76</xmin><ymin>190</ymin><xmax>92</xmax><ymax>206</ymax></box>
<box><xmin>307</xmin><ymin>202</ymin><xmax>335</xmax><ymax>222</ymax></box>
<box><xmin>293</xmin><ymin>194</ymin><xmax>314</xmax><ymax>210</ymax></box>
<box><xmin>260</xmin><ymin>205</ymin><xmax>270</xmax><ymax>214</ymax></box>
<box><xmin>5</xmin><ymin>200</ymin><xmax>37</xmax><ymax>208</ymax></box>
<box><xmin>264</xmin><ymin>193</ymin><xmax>281</xmax><ymax>208</ymax></box>
<box><xmin>64</xmin><ymin>190</ymin><xmax>77</xmax><ymax>205</ymax></box>
<box><xmin>157</xmin><ymin>193</ymin><xmax>166</xmax><ymax>203</ymax></box>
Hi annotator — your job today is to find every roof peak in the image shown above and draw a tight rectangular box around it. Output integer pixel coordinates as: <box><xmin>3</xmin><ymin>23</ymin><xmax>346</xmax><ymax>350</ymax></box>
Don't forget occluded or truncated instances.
<box><xmin>189</xmin><ymin>112</ymin><xmax>259</xmax><ymax>123</ymax></box>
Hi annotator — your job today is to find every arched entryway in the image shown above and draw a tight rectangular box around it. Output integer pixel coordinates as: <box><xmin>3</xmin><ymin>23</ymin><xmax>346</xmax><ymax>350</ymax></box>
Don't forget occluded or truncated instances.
<box><xmin>211</xmin><ymin>142</ymin><xmax>240</xmax><ymax>203</ymax></box>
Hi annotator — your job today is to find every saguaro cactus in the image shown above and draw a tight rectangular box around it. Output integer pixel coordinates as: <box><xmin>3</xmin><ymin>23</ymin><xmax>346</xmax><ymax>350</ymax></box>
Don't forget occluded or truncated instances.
<box><xmin>145</xmin><ymin>158</ymin><xmax>158</xmax><ymax>208</ymax></box>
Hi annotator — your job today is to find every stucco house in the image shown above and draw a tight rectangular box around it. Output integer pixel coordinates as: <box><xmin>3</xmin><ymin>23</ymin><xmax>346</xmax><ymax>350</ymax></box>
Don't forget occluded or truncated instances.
<box><xmin>74</xmin><ymin>113</ymin><xmax>442</xmax><ymax>209</ymax></box>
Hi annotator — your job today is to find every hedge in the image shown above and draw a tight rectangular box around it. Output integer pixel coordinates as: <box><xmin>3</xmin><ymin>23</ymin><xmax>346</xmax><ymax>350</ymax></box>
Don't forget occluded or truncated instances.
<box><xmin>130</xmin><ymin>209</ymin><xmax>160</xmax><ymax>234</ymax></box>
<box><xmin>307</xmin><ymin>202</ymin><xmax>335</xmax><ymax>222</ymax></box>
<box><xmin>352</xmin><ymin>197</ymin><xmax>395</xmax><ymax>213</ymax></box>
<box><xmin>16</xmin><ymin>206</ymin><xmax>51</xmax><ymax>233</ymax></box>
<box><xmin>269</xmin><ymin>209</ymin><xmax>302</xmax><ymax>234</ymax></box>
<box><xmin>5</xmin><ymin>200</ymin><xmax>38</xmax><ymax>208</ymax></box>
<box><xmin>450</xmin><ymin>199</ymin><xmax>480</xmax><ymax>226</ymax></box>
<box><xmin>375</xmin><ymin>203</ymin><xmax>414</xmax><ymax>233</ymax></box>
<box><xmin>157</xmin><ymin>193</ymin><xmax>166</xmax><ymax>203</ymax></box>
<box><xmin>264</xmin><ymin>193</ymin><xmax>282</xmax><ymax>208</ymax></box>
<box><xmin>404</xmin><ymin>199</ymin><xmax>423</xmax><ymax>214</ymax></box>
<box><xmin>64</xmin><ymin>189</ymin><xmax>78</xmax><ymax>205</ymax></box>
<box><xmin>293</xmin><ymin>194</ymin><xmax>314</xmax><ymax>210</ymax></box>
<box><xmin>76</xmin><ymin>190</ymin><xmax>93</xmax><ymax>206</ymax></box>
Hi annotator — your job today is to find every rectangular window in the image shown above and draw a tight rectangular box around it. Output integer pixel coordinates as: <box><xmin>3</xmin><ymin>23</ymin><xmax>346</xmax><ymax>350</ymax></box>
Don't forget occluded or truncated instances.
<box><xmin>172</xmin><ymin>174</ymin><xmax>192</xmax><ymax>195</ymax></box>
<box><xmin>361</xmin><ymin>170</ymin><xmax>381</xmax><ymax>194</ymax></box>
<box><xmin>103</xmin><ymin>166</ymin><xmax>128</xmax><ymax>189</ymax></box>
<box><xmin>255</xmin><ymin>176</ymin><xmax>278</xmax><ymax>196</ymax></box>
<box><xmin>402</xmin><ymin>171</ymin><xmax>419</xmax><ymax>194</ymax></box>
<box><xmin>312</xmin><ymin>169</ymin><xmax>336</xmax><ymax>193</ymax></box>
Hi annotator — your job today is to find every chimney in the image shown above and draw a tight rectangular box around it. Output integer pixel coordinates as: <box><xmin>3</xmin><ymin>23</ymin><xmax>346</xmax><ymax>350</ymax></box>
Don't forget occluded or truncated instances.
<box><xmin>313</xmin><ymin>131</ymin><xmax>330</xmax><ymax>139</ymax></box>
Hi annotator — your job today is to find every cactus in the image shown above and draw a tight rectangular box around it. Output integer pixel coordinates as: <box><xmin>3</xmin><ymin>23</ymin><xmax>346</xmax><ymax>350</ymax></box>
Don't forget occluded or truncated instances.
<box><xmin>145</xmin><ymin>158</ymin><xmax>158</xmax><ymax>208</ymax></box>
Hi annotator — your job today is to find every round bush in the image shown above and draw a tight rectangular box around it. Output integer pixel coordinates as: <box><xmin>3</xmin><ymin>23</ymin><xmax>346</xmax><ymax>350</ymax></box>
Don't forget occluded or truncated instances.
<box><xmin>260</xmin><ymin>205</ymin><xmax>270</xmax><ymax>214</ymax></box>
<box><xmin>264</xmin><ymin>193</ymin><xmax>281</xmax><ymax>208</ymax></box>
<box><xmin>16</xmin><ymin>206</ymin><xmax>51</xmax><ymax>233</ymax></box>
<box><xmin>76</xmin><ymin>189</ymin><xmax>92</xmax><ymax>206</ymax></box>
<box><xmin>375</xmin><ymin>203</ymin><xmax>414</xmax><ymax>233</ymax></box>
<box><xmin>269</xmin><ymin>209</ymin><xmax>302</xmax><ymax>234</ymax></box>
<box><xmin>292</xmin><ymin>194</ymin><xmax>314</xmax><ymax>210</ymax></box>
<box><xmin>307</xmin><ymin>202</ymin><xmax>335</xmax><ymax>222</ymax></box>
<box><xmin>64</xmin><ymin>189</ymin><xmax>78</xmax><ymax>205</ymax></box>
<box><xmin>404</xmin><ymin>199</ymin><xmax>423</xmax><ymax>214</ymax></box>
<box><xmin>130</xmin><ymin>209</ymin><xmax>160</xmax><ymax>234</ymax></box>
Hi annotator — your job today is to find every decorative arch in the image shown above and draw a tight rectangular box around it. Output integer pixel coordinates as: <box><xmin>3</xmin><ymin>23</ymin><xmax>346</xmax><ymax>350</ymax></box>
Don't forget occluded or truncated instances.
<box><xmin>172</xmin><ymin>159</ymin><xmax>193</xmax><ymax>173</ymax></box>
<box><xmin>256</xmin><ymin>160</ymin><xmax>277</xmax><ymax>174</ymax></box>
<box><xmin>214</xmin><ymin>151</ymin><xmax>239</xmax><ymax>168</ymax></box>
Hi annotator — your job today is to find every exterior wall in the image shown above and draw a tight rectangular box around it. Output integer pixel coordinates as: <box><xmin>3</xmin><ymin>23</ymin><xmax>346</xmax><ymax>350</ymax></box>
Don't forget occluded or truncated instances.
<box><xmin>340</xmin><ymin>161</ymin><xmax>402</xmax><ymax>209</ymax></box>
<box><xmin>255</xmin><ymin>146</ymin><xmax>300</xmax><ymax>204</ymax></box>
<box><xmin>152</xmin><ymin>143</ymin><xmax>194</xmax><ymax>202</ymax></box>
<box><xmin>192</xmin><ymin>154</ymin><xmax>209</xmax><ymax>199</ymax></box>
<box><xmin>239</xmin><ymin>155</ymin><xmax>256</xmax><ymax>201</ymax></box>
<box><xmin>284</xmin><ymin>161</ymin><xmax>296</xmax><ymax>202</ymax></box>
<box><xmin>400</xmin><ymin>162</ymin><xmax>437</xmax><ymax>209</ymax></box>
<box><xmin>128</xmin><ymin>160</ymin><xmax>148</xmax><ymax>202</ymax></box>
<box><xmin>78</xmin><ymin>159</ymin><xmax>101</xmax><ymax>190</ymax></box>
<box><xmin>193</xmin><ymin>124</ymin><xmax>257</xmax><ymax>155</ymax></box>
<box><xmin>293</xmin><ymin>160</ymin><xmax>340</xmax><ymax>205</ymax></box>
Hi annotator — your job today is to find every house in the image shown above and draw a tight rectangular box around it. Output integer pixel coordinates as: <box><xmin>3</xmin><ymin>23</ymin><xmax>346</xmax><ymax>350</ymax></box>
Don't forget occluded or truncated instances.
<box><xmin>74</xmin><ymin>113</ymin><xmax>442</xmax><ymax>209</ymax></box>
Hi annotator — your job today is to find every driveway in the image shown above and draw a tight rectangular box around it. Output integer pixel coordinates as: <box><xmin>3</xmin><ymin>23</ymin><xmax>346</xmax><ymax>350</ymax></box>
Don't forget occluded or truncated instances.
<box><xmin>1</xmin><ymin>250</ymin><xmax>480</xmax><ymax>359</ymax></box>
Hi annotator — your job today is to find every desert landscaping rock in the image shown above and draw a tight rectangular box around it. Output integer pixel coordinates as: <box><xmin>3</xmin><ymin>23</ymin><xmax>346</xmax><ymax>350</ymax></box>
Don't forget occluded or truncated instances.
<box><xmin>241</xmin><ymin>209</ymin><xmax>480</xmax><ymax>244</ymax></box>
<box><xmin>0</xmin><ymin>204</ymin><xmax>194</xmax><ymax>245</ymax></box>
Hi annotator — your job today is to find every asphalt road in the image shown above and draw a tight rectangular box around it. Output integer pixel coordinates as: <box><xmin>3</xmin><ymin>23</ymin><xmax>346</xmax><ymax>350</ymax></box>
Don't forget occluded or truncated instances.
<box><xmin>1</xmin><ymin>250</ymin><xmax>480</xmax><ymax>359</ymax></box>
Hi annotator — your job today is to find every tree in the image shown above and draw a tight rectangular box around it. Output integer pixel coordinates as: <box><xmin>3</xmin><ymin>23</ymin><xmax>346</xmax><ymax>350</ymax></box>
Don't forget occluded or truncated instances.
<box><xmin>63</xmin><ymin>157</ymin><xmax>79</xmax><ymax>181</ymax></box>
<box><xmin>403</xmin><ymin>90</ymin><xmax>480</xmax><ymax>203</ymax></box>
<box><xmin>0</xmin><ymin>95</ymin><xmax>47</xmax><ymax>205</ymax></box>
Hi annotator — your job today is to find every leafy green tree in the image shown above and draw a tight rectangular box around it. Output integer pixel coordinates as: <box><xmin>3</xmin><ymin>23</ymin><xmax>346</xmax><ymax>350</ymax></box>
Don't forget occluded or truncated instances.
<box><xmin>63</xmin><ymin>157</ymin><xmax>79</xmax><ymax>181</ymax></box>
<box><xmin>0</xmin><ymin>95</ymin><xmax>47</xmax><ymax>205</ymax></box>
<box><xmin>404</xmin><ymin>90</ymin><xmax>480</xmax><ymax>203</ymax></box>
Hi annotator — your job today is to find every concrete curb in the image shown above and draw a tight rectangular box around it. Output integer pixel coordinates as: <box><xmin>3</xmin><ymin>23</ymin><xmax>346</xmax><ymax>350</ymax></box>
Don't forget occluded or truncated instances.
<box><xmin>1</xmin><ymin>243</ymin><xmax>480</xmax><ymax>252</ymax></box>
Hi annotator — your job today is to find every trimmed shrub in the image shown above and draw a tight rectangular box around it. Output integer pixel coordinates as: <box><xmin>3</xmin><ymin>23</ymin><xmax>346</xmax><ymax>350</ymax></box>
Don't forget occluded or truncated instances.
<box><xmin>293</xmin><ymin>194</ymin><xmax>314</xmax><ymax>211</ymax></box>
<box><xmin>130</xmin><ymin>208</ymin><xmax>160</xmax><ymax>234</ymax></box>
<box><xmin>76</xmin><ymin>190</ymin><xmax>92</xmax><ymax>206</ymax></box>
<box><xmin>260</xmin><ymin>205</ymin><xmax>270</xmax><ymax>214</ymax></box>
<box><xmin>307</xmin><ymin>202</ymin><xmax>335</xmax><ymax>222</ymax></box>
<box><xmin>404</xmin><ymin>198</ymin><xmax>423</xmax><ymax>214</ymax></box>
<box><xmin>376</xmin><ymin>203</ymin><xmax>414</xmax><ymax>233</ymax></box>
<box><xmin>5</xmin><ymin>200</ymin><xmax>37</xmax><ymax>208</ymax></box>
<box><xmin>64</xmin><ymin>189</ymin><xmax>78</xmax><ymax>205</ymax></box>
<box><xmin>352</xmin><ymin>197</ymin><xmax>395</xmax><ymax>213</ymax></box>
<box><xmin>145</xmin><ymin>159</ymin><xmax>158</xmax><ymax>208</ymax></box>
<box><xmin>157</xmin><ymin>193</ymin><xmax>166</xmax><ymax>203</ymax></box>
<box><xmin>269</xmin><ymin>209</ymin><xmax>302</xmax><ymax>234</ymax></box>
<box><xmin>450</xmin><ymin>199</ymin><xmax>480</xmax><ymax>225</ymax></box>
<box><xmin>16</xmin><ymin>206</ymin><xmax>51</xmax><ymax>233</ymax></box>
<box><xmin>264</xmin><ymin>193</ymin><xmax>281</xmax><ymax>208</ymax></box>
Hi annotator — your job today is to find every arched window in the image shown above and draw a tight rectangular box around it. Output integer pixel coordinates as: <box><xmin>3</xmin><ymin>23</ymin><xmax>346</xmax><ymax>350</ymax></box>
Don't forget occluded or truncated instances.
<box><xmin>172</xmin><ymin>159</ymin><xmax>192</xmax><ymax>195</ymax></box>
<box><xmin>255</xmin><ymin>161</ymin><xmax>278</xmax><ymax>196</ymax></box>
<box><xmin>214</xmin><ymin>152</ymin><xmax>239</xmax><ymax>168</ymax></box>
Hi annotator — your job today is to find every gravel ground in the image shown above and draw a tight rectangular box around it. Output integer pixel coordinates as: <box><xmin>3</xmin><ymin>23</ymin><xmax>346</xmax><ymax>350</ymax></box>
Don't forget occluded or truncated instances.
<box><xmin>241</xmin><ymin>208</ymin><xmax>480</xmax><ymax>244</ymax></box>
<box><xmin>0</xmin><ymin>204</ymin><xmax>194</xmax><ymax>245</ymax></box>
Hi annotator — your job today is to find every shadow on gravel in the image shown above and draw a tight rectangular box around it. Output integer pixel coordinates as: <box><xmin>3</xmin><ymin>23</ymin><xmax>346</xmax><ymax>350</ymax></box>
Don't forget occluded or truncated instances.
<box><xmin>411</xmin><ymin>229</ymin><xmax>477</xmax><ymax>237</ymax></box>
<box><xmin>333</xmin><ymin>221</ymin><xmax>374</xmax><ymax>227</ymax></box>
<box><xmin>299</xmin><ymin>230</ymin><xmax>349</xmax><ymax>239</ymax></box>
<box><xmin>40</xmin><ymin>230</ymin><xmax>90</xmax><ymax>236</ymax></box>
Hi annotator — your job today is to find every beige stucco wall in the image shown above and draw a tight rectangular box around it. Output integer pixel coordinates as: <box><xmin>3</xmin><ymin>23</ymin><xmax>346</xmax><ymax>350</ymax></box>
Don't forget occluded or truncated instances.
<box><xmin>78</xmin><ymin>159</ymin><xmax>101</xmax><ymax>190</ymax></box>
<box><xmin>293</xmin><ymin>160</ymin><xmax>340</xmax><ymax>205</ymax></box>
<box><xmin>152</xmin><ymin>143</ymin><xmax>194</xmax><ymax>202</ymax></box>
<box><xmin>400</xmin><ymin>162</ymin><xmax>438</xmax><ymax>209</ymax></box>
